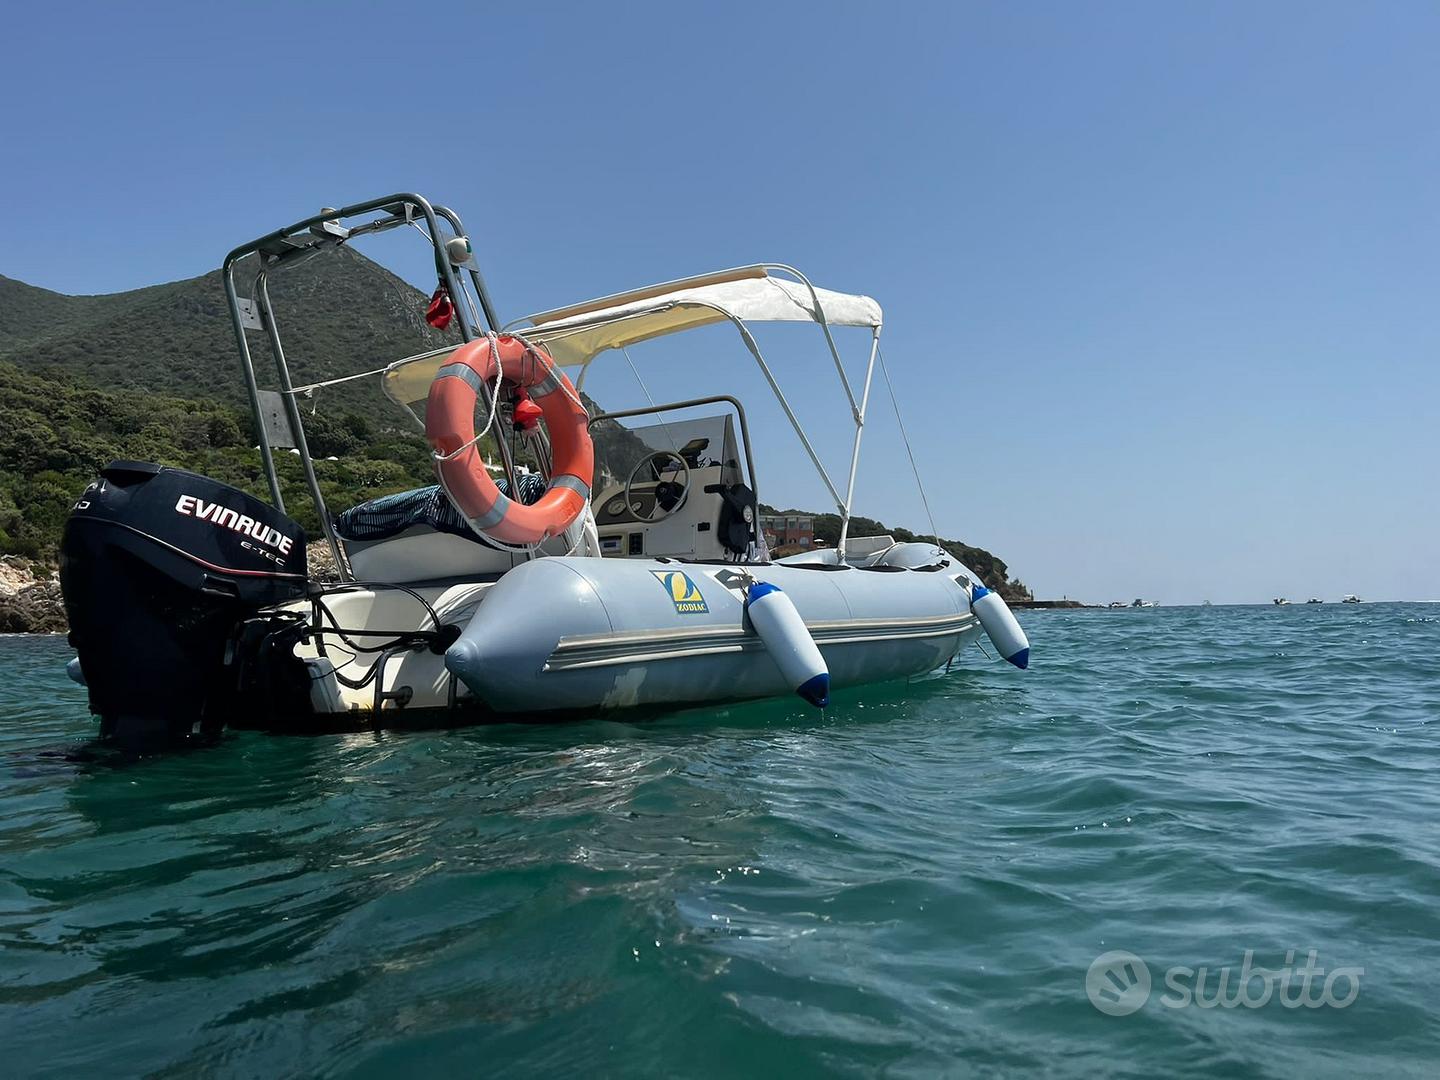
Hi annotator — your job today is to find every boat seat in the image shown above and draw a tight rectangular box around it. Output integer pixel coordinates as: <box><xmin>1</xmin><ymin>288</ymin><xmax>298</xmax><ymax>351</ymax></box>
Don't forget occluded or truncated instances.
<box><xmin>334</xmin><ymin>476</ymin><xmax>547</xmax><ymax>544</ymax></box>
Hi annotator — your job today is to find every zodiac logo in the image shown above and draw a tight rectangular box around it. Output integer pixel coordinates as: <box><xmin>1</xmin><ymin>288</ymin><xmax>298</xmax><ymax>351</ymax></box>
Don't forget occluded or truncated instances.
<box><xmin>651</xmin><ymin>570</ymin><xmax>709</xmax><ymax>614</ymax></box>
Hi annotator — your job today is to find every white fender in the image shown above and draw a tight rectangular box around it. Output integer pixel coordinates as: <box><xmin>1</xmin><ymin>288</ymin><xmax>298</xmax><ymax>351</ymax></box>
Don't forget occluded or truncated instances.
<box><xmin>746</xmin><ymin>581</ymin><xmax>830</xmax><ymax>706</ymax></box>
<box><xmin>970</xmin><ymin>585</ymin><xmax>1030</xmax><ymax>669</ymax></box>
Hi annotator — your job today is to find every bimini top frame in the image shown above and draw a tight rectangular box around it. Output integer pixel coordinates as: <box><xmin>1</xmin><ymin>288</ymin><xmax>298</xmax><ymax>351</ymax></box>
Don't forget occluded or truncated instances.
<box><xmin>520</xmin><ymin>265</ymin><xmax>887</xmax><ymax>561</ymax></box>
<box><xmin>220</xmin><ymin>193</ymin><xmax>515</xmax><ymax>579</ymax></box>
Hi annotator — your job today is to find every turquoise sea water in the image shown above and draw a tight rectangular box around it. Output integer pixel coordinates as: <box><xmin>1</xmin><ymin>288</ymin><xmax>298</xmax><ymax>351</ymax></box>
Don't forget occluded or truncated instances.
<box><xmin>1</xmin><ymin>604</ymin><xmax>1437</xmax><ymax>1077</ymax></box>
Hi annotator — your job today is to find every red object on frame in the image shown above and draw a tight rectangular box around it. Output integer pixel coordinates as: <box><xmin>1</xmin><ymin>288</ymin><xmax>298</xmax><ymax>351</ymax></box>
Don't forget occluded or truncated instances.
<box><xmin>425</xmin><ymin>284</ymin><xmax>454</xmax><ymax>330</ymax></box>
<box><xmin>512</xmin><ymin>387</ymin><xmax>543</xmax><ymax>432</ymax></box>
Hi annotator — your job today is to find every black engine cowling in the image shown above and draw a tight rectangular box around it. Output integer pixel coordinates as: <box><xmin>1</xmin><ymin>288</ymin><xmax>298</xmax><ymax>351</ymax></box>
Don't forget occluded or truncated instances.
<box><xmin>60</xmin><ymin>461</ymin><xmax>309</xmax><ymax>742</ymax></box>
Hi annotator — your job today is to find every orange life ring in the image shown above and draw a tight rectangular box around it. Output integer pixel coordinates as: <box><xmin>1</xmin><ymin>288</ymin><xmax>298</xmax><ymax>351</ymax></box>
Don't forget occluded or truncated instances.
<box><xmin>425</xmin><ymin>335</ymin><xmax>593</xmax><ymax>545</ymax></box>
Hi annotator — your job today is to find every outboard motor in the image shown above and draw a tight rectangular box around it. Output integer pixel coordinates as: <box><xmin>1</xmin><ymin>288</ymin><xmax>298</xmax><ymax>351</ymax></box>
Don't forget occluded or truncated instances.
<box><xmin>60</xmin><ymin>461</ymin><xmax>309</xmax><ymax>743</ymax></box>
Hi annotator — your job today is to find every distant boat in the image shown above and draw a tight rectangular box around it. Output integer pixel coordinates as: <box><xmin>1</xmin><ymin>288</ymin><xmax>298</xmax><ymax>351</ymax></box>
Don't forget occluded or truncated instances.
<box><xmin>1202</xmin><ymin>600</ymin><xmax>1213</xmax><ymax>607</ymax></box>
<box><xmin>1108</xmin><ymin>601</ymin><xmax>1129</xmax><ymax>609</ymax></box>
<box><xmin>1273</xmin><ymin>598</ymin><xmax>1290</xmax><ymax>606</ymax></box>
<box><xmin>1131</xmin><ymin>598</ymin><xmax>1158</xmax><ymax>608</ymax></box>
<box><xmin>1306</xmin><ymin>598</ymin><xmax>1323</xmax><ymax>604</ymax></box>
<box><xmin>1342</xmin><ymin>594</ymin><xmax>1362</xmax><ymax>604</ymax></box>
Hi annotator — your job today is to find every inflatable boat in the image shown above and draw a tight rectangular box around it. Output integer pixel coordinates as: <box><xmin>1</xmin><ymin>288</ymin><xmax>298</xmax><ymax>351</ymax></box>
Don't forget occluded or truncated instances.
<box><xmin>58</xmin><ymin>192</ymin><xmax>1029</xmax><ymax>742</ymax></box>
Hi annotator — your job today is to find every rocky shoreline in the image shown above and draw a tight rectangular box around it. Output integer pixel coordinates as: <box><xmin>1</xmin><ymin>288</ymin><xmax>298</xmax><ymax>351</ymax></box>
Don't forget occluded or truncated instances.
<box><xmin>0</xmin><ymin>558</ymin><xmax>67</xmax><ymax>634</ymax></box>
<box><xmin>0</xmin><ymin>547</ymin><xmax>349</xmax><ymax>635</ymax></box>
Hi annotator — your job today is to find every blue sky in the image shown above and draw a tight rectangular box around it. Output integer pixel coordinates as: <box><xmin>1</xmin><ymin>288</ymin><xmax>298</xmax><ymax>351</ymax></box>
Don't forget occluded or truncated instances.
<box><xmin>2</xmin><ymin>1</ymin><xmax>1436</xmax><ymax>603</ymax></box>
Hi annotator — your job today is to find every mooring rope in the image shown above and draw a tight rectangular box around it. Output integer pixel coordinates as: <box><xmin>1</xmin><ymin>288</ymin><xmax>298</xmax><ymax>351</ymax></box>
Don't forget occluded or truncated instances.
<box><xmin>877</xmin><ymin>344</ymin><xmax>941</xmax><ymax>546</ymax></box>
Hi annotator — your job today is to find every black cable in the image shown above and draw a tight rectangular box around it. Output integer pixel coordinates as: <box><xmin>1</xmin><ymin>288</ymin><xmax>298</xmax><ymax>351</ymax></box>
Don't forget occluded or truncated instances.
<box><xmin>331</xmin><ymin>653</ymin><xmax>387</xmax><ymax>690</ymax></box>
<box><xmin>296</xmin><ymin>578</ymin><xmax>460</xmax><ymax>692</ymax></box>
<box><xmin>312</xmin><ymin>594</ymin><xmax>427</xmax><ymax>655</ymax></box>
<box><xmin>313</xmin><ymin>579</ymin><xmax>443</xmax><ymax>633</ymax></box>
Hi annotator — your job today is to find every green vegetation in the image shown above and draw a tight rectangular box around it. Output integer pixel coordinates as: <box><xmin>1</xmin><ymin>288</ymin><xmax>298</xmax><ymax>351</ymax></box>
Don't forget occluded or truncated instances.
<box><xmin>0</xmin><ymin>361</ymin><xmax>433</xmax><ymax>557</ymax></box>
<box><xmin>0</xmin><ymin>253</ymin><xmax>1030</xmax><ymax>598</ymax></box>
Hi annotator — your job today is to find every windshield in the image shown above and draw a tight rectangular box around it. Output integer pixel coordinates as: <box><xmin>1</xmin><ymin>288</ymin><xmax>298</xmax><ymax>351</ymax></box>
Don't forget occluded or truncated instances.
<box><xmin>591</xmin><ymin>412</ymin><xmax>743</xmax><ymax>493</ymax></box>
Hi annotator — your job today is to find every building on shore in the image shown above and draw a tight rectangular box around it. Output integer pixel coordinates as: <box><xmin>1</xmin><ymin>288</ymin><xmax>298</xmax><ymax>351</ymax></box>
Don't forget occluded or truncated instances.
<box><xmin>760</xmin><ymin>513</ymin><xmax>815</xmax><ymax>554</ymax></box>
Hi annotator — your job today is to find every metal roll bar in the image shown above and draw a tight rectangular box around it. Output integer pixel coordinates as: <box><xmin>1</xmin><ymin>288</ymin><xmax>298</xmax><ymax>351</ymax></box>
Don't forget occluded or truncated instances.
<box><xmin>220</xmin><ymin>192</ymin><xmax>526</xmax><ymax>579</ymax></box>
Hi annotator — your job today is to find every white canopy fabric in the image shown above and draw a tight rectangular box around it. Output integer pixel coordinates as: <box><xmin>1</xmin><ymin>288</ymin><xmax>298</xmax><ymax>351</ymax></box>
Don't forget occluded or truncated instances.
<box><xmin>382</xmin><ymin>343</ymin><xmax>464</xmax><ymax>410</ymax></box>
<box><xmin>517</xmin><ymin>266</ymin><xmax>883</xmax><ymax>368</ymax></box>
<box><xmin>381</xmin><ymin>266</ymin><xmax>883</xmax><ymax>409</ymax></box>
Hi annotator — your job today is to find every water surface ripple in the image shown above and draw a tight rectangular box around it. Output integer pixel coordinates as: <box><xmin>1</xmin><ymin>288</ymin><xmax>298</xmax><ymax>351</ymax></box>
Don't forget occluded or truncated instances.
<box><xmin>1</xmin><ymin>604</ymin><xmax>1437</xmax><ymax>1077</ymax></box>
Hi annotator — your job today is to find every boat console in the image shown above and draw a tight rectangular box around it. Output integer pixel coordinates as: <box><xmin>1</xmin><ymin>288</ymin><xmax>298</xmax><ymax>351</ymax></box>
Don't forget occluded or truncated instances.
<box><xmin>588</xmin><ymin>406</ymin><xmax>758</xmax><ymax>561</ymax></box>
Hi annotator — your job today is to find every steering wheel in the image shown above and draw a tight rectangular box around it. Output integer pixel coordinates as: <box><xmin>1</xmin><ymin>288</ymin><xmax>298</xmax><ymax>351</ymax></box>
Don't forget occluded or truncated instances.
<box><xmin>624</xmin><ymin>450</ymin><xmax>691</xmax><ymax>522</ymax></box>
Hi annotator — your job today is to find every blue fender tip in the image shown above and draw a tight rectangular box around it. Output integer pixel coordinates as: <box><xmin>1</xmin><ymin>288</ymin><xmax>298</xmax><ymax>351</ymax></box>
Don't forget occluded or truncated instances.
<box><xmin>1005</xmin><ymin>647</ymin><xmax>1030</xmax><ymax>670</ymax></box>
<box><xmin>746</xmin><ymin>581</ymin><xmax>780</xmax><ymax>604</ymax></box>
<box><xmin>797</xmin><ymin>672</ymin><xmax>830</xmax><ymax>708</ymax></box>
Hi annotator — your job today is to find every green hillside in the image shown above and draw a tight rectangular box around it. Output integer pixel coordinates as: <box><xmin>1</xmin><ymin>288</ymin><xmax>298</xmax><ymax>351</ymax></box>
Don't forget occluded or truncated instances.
<box><xmin>0</xmin><ymin>255</ymin><xmax>1028</xmax><ymax>597</ymax></box>
<box><xmin>0</xmin><ymin>249</ymin><xmax>460</xmax><ymax>411</ymax></box>
<box><xmin>0</xmin><ymin>273</ymin><xmax>146</xmax><ymax>350</ymax></box>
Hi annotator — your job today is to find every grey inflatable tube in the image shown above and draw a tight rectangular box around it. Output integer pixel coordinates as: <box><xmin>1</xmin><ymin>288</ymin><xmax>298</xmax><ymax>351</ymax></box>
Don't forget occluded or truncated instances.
<box><xmin>446</xmin><ymin>544</ymin><xmax>980</xmax><ymax>713</ymax></box>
